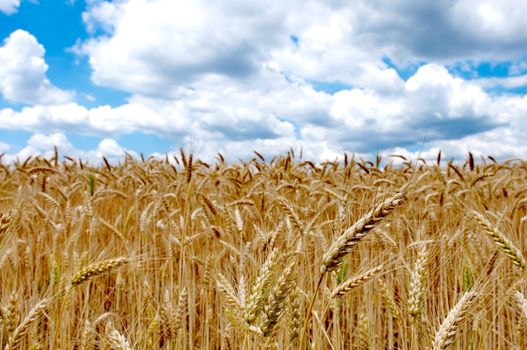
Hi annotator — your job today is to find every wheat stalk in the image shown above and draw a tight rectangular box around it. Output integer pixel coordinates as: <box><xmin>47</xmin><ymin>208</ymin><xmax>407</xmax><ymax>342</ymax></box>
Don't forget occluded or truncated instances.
<box><xmin>301</xmin><ymin>192</ymin><xmax>406</xmax><ymax>349</ymax></box>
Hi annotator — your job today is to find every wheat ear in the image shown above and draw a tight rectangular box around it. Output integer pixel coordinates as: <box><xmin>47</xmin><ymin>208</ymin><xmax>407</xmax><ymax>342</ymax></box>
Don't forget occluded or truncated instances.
<box><xmin>174</xmin><ymin>287</ymin><xmax>188</xmax><ymax>334</ymax></box>
<box><xmin>244</xmin><ymin>248</ymin><xmax>278</xmax><ymax>324</ymax></box>
<box><xmin>407</xmin><ymin>246</ymin><xmax>429</xmax><ymax>319</ymax></box>
<box><xmin>379</xmin><ymin>279</ymin><xmax>401</xmax><ymax>321</ymax></box>
<box><xmin>217</xmin><ymin>273</ymin><xmax>243</xmax><ymax>320</ymax></box>
<box><xmin>357</xmin><ymin>313</ymin><xmax>370</xmax><ymax>350</ymax></box>
<box><xmin>514</xmin><ymin>291</ymin><xmax>527</xmax><ymax>320</ymax></box>
<box><xmin>321</xmin><ymin>192</ymin><xmax>407</xmax><ymax>273</ymax></box>
<box><xmin>287</xmin><ymin>287</ymin><xmax>302</xmax><ymax>347</ymax></box>
<box><xmin>5</xmin><ymin>299</ymin><xmax>48</xmax><ymax>350</ymax></box>
<box><xmin>470</xmin><ymin>210</ymin><xmax>527</xmax><ymax>272</ymax></box>
<box><xmin>71</xmin><ymin>258</ymin><xmax>128</xmax><ymax>286</ymax></box>
<box><xmin>301</xmin><ymin>192</ymin><xmax>406</xmax><ymax>349</ymax></box>
<box><xmin>259</xmin><ymin>262</ymin><xmax>296</xmax><ymax>337</ymax></box>
<box><xmin>106</xmin><ymin>322</ymin><xmax>132</xmax><ymax>350</ymax></box>
<box><xmin>331</xmin><ymin>264</ymin><xmax>384</xmax><ymax>298</ymax></box>
<box><xmin>431</xmin><ymin>290</ymin><xmax>477</xmax><ymax>350</ymax></box>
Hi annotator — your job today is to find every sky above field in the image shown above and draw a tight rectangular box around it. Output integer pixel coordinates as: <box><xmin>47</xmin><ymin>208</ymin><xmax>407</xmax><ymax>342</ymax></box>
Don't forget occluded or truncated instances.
<box><xmin>1</xmin><ymin>0</ymin><xmax>527</xmax><ymax>163</ymax></box>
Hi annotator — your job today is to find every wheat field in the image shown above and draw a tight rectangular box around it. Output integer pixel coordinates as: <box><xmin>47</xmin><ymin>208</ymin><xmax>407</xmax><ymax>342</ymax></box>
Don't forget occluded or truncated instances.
<box><xmin>0</xmin><ymin>149</ymin><xmax>527</xmax><ymax>349</ymax></box>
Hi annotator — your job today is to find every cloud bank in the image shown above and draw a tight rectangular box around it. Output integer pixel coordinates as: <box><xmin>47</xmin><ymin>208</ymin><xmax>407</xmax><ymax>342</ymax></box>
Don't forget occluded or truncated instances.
<box><xmin>2</xmin><ymin>0</ymin><xmax>527</xmax><ymax>163</ymax></box>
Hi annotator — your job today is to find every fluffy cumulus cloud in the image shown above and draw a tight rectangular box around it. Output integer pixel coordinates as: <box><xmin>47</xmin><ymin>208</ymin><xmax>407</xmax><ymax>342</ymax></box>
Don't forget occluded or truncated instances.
<box><xmin>0</xmin><ymin>0</ymin><xmax>19</xmax><ymax>15</ymax></box>
<box><xmin>0</xmin><ymin>30</ymin><xmax>74</xmax><ymax>105</ymax></box>
<box><xmin>78</xmin><ymin>0</ymin><xmax>292</xmax><ymax>97</ymax></box>
<box><xmin>2</xmin><ymin>0</ymin><xmax>527</xmax><ymax>162</ymax></box>
<box><xmin>77</xmin><ymin>0</ymin><xmax>527</xmax><ymax>94</ymax></box>
<box><xmin>352</xmin><ymin>0</ymin><xmax>527</xmax><ymax>62</ymax></box>
<box><xmin>76</xmin><ymin>0</ymin><xmax>410</xmax><ymax>96</ymax></box>
<box><xmin>2</xmin><ymin>62</ymin><xmax>525</xmax><ymax>161</ymax></box>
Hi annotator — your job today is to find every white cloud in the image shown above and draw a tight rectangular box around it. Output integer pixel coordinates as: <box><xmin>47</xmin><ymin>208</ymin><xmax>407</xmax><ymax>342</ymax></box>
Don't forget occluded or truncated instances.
<box><xmin>76</xmin><ymin>0</ymin><xmax>409</xmax><ymax>97</ymax></box>
<box><xmin>0</xmin><ymin>63</ymin><xmax>521</xmax><ymax>162</ymax></box>
<box><xmin>353</xmin><ymin>0</ymin><xmax>527</xmax><ymax>62</ymax></box>
<box><xmin>0</xmin><ymin>141</ymin><xmax>9</xmax><ymax>153</ymax></box>
<box><xmin>0</xmin><ymin>0</ymin><xmax>19</xmax><ymax>15</ymax></box>
<box><xmin>9</xmin><ymin>132</ymin><xmax>75</xmax><ymax>162</ymax></box>
<box><xmin>0</xmin><ymin>88</ymin><xmax>300</xmax><ymax>142</ymax></box>
<box><xmin>382</xmin><ymin>124</ymin><xmax>527</xmax><ymax>164</ymax></box>
<box><xmin>78</xmin><ymin>0</ymin><xmax>292</xmax><ymax>97</ymax></box>
<box><xmin>450</xmin><ymin>1</ymin><xmax>527</xmax><ymax>47</ymax></box>
<box><xmin>0</xmin><ymin>131</ymin><xmax>341</xmax><ymax>166</ymax></box>
<box><xmin>4</xmin><ymin>132</ymin><xmax>134</xmax><ymax>164</ymax></box>
<box><xmin>75</xmin><ymin>0</ymin><xmax>527</xmax><ymax>101</ymax></box>
<box><xmin>0</xmin><ymin>30</ymin><xmax>74</xmax><ymax>105</ymax></box>
<box><xmin>474</xmin><ymin>74</ymin><xmax>527</xmax><ymax>90</ymax></box>
<box><xmin>404</xmin><ymin>64</ymin><xmax>491</xmax><ymax>119</ymax></box>
<box><xmin>321</xmin><ymin>64</ymin><xmax>496</xmax><ymax>152</ymax></box>
<box><xmin>2</xmin><ymin>0</ymin><xmax>527</xmax><ymax>163</ymax></box>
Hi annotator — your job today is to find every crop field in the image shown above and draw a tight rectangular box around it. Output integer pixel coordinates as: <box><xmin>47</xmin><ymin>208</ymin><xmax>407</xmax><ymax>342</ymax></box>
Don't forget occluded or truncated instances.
<box><xmin>0</xmin><ymin>149</ymin><xmax>527</xmax><ymax>349</ymax></box>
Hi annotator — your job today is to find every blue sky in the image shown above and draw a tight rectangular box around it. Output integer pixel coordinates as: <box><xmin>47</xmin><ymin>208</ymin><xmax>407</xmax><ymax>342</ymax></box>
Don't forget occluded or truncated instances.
<box><xmin>1</xmin><ymin>0</ymin><xmax>527</xmax><ymax>163</ymax></box>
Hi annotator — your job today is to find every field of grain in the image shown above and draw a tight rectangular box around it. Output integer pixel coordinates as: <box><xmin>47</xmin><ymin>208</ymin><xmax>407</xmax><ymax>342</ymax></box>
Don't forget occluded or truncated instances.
<box><xmin>0</xmin><ymin>149</ymin><xmax>526</xmax><ymax>349</ymax></box>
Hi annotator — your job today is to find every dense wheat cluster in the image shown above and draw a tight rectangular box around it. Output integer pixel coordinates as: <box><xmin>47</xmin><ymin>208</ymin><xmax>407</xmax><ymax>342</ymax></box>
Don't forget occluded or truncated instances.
<box><xmin>1</xmin><ymin>149</ymin><xmax>527</xmax><ymax>349</ymax></box>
